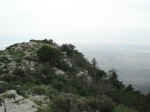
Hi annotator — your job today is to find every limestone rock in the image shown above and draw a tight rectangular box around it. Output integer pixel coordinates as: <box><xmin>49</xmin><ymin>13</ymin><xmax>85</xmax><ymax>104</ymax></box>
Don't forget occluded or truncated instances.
<box><xmin>0</xmin><ymin>90</ymin><xmax>37</xmax><ymax>112</ymax></box>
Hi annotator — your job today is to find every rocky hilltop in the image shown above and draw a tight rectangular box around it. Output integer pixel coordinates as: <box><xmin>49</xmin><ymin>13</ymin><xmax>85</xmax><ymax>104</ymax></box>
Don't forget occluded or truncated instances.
<box><xmin>0</xmin><ymin>39</ymin><xmax>149</xmax><ymax>112</ymax></box>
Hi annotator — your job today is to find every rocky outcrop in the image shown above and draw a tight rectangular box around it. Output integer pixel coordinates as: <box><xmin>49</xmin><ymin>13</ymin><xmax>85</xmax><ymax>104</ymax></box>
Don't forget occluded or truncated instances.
<box><xmin>0</xmin><ymin>90</ymin><xmax>37</xmax><ymax>112</ymax></box>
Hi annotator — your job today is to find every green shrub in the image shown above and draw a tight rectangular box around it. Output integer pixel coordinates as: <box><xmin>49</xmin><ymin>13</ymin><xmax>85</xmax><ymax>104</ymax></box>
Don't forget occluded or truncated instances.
<box><xmin>12</xmin><ymin>68</ymin><xmax>30</xmax><ymax>83</ymax></box>
<box><xmin>51</xmin><ymin>75</ymin><xmax>67</xmax><ymax>91</ymax></box>
<box><xmin>113</xmin><ymin>105</ymin><xmax>138</xmax><ymax>112</ymax></box>
<box><xmin>0</xmin><ymin>57</ymin><xmax>10</xmax><ymax>63</ymax></box>
<box><xmin>32</xmin><ymin>86</ymin><xmax>47</xmax><ymax>95</ymax></box>
<box><xmin>56</xmin><ymin>60</ymin><xmax>77</xmax><ymax>73</ymax></box>
<box><xmin>7</xmin><ymin>49</ymin><xmax>25</xmax><ymax>63</ymax></box>
<box><xmin>37</xmin><ymin>65</ymin><xmax>56</xmax><ymax>84</ymax></box>
<box><xmin>37</xmin><ymin>105</ymin><xmax>52</xmax><ymax>112</ymax></box>
<box><xmin>46</xmin><ymin>86</ymin><xmax>58</xmax><ymax>98</ymax></box>
<box><xmin>87</xmin><ymin>95</ymin><xmax>114</xmax><ymax>112</ymax></box>
<box><xmin>51</xmin><ymin>95</ymin><xmax>72</xmax><ymax>112</ymax></box>
<box><xmin>61</xmin><ymin>44</ymin><xmax>75</xmax><ymax>56</ymax></box>
<box><xmin>71</xmin><ymin>53</ymin><xmax>91</xmax><ymax>70</ymax></box>
<box><xmin>16</xmin><ymin>83</ymin><xmax>36</xmax><ymax>97</ymax></box>
<box><xmin>37</xmin><ymin>46</ymin><xmax>62</xmax><ymax>66</ymax></box>
<box><xmin>0</xmin><ymin>82</ymin><xmax>10</xmax><ymax>93</ymax></box>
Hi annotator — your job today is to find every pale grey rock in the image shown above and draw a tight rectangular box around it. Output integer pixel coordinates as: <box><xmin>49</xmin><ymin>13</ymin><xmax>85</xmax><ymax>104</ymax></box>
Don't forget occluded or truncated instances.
<box><xmin>62</xmin><ymin>52</ymin><xmax>67</xmax><ymax>58</ymax></box>
<box><xmin>64</xmin><ymin>58</ymin><xmax>72</xmax><ymax>68</ymax></box>
<box><xmin>30</xmin><ymin>95</ymin><xmax>49</xmax><ymax>105</ymax></box>
<box><xmin>76</xmin><ymin>71</ymin><xmax>85</xmax><ymax>77</ymax></box>
<box><xmin>76</xmin><ymin>70</ymin><xmax>88</xmax><ymax>77</ymax></box>
<box><xmin>86</xmin><ymin>76</ymin><xmax>93</xmax><ymax>83</ymax></box>
<box><xmin>0</xmin><ymin>90</ymin><xmax>37</xmax><ymax>112</ymax></box>
<box><xmin>0</xmin><ymin>81</ymin><xmax>7</xmax><ymax>84</ymax></box>
<box><xmin>55</xmin><ymin>69</ymin><xmax>65</xmax><ymax>76</ymax></box>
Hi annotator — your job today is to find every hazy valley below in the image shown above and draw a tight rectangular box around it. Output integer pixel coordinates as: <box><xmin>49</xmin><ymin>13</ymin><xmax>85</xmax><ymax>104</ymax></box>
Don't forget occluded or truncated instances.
<box><xmin>78</xmin><ymin>43</ymin><xmax>150</xmax><ymax>94</ymax></box>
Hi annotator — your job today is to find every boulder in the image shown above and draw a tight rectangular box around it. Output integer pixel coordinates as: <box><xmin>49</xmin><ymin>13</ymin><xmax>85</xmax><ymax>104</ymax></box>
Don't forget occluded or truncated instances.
<box><xmin>0</xmin><ymin>90</ymin><xmax>37</xmax><ymax>112</ymax></box>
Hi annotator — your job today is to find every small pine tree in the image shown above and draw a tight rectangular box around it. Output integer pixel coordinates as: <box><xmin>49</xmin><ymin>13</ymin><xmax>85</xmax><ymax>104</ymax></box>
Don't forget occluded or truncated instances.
<box><xmin>109</xmin><ymin>69</ymin><xmax>124</xmax><ymax>89</ymax></box>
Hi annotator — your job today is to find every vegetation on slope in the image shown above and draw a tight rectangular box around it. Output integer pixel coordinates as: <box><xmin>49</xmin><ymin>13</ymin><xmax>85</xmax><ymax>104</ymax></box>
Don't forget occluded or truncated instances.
<box><xmin>0</xmin><ymin>39</ymin><xmax>149</xmax><ymax>112</ymax></box>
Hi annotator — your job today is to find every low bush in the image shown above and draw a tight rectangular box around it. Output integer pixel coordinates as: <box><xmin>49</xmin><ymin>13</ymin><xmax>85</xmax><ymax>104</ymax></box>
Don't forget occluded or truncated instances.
<box><xmin>32</xmin><ymin>86</ymin><xmax>47</xmax><ymax>95</ymax></box>
<box><xmin>113</xmin><ymin>105</ymin><xmax>138</xmax><ymax>112</ymax></box>
<box><xmin>37</xmin><ymin>46</ymin><xmax>62</xmax><ymax>66</ymax></box>
<box><xmin>87</xmin><ymin>95</ymin><xmax>114</xmax><ymax>112</ymax></box>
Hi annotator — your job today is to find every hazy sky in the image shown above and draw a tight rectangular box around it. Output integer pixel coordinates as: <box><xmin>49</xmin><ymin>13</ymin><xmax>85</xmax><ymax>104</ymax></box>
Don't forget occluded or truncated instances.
<box><xmin>0</xmin><ymin>0</ymin><xmax>150</xmax><ymax>92</ymax></box>
<box><xmin>0</xmin><ymin>0</ymin><xmax>150</xmax><ymax>48</ymax></box>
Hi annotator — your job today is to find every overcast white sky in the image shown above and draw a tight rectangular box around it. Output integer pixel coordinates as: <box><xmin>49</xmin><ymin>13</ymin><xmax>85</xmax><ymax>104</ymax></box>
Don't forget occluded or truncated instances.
<box><xmin>1</xmin><ymin>0</ymin><xmax>150</xmax><ymax>91</ymax></box>
<box><xmin>0</xmin><ymin>0</ymin><xmax>150</xmax><ymax>48</ymax></box>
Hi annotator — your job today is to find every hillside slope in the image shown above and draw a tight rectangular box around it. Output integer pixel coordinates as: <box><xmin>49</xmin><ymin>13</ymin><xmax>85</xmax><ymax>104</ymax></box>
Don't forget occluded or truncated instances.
<box><xmin>0</xmin><ymin>39</ymin><xmax>149</xmax><ymax>112</ymax></box>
